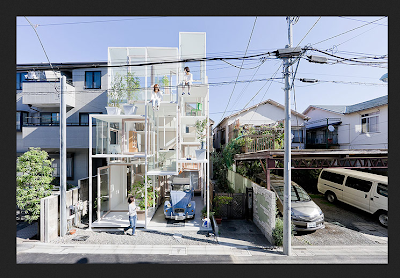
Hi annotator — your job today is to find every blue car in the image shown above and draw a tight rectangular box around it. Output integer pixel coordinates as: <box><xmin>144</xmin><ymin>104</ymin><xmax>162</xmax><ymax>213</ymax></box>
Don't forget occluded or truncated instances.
<box><xmin>164</xmin><ymin>177</ymin><xmax>195</xmax><ymax>220</ymax></box>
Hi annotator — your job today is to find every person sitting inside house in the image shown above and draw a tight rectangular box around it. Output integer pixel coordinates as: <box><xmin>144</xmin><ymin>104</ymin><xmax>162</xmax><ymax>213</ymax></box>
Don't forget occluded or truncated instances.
<box><xmin>150</xmin><ymin>84</ymin><xmax>163</xmax><ymax>110</ymax></box>
<box><xmin>181</xmin><ymin>66</ymin><xmax>193</xmax><ymax>95</ymax></box>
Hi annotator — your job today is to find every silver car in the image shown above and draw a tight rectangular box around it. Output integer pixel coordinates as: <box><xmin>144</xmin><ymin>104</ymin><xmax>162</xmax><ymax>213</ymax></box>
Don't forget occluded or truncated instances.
<box><xmin>269</xmin><ymin>176</ymin><xmax>325</xmax><ymax>232</ymax></box>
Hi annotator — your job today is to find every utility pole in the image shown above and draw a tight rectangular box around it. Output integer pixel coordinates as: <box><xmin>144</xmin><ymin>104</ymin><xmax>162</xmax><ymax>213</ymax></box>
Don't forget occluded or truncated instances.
<box><xmin>60</xmin><ymin>76</ymin><xmax>67</xmax><ymax>237</ymax></box>
<box><xmin>283</xmin><ymin>16</ymin><xmax>294</xmax><ymax>256</ymax></box>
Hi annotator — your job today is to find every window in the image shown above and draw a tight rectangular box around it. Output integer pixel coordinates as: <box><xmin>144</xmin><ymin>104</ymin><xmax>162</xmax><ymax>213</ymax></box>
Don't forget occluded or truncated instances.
<box><xmin>361</xmin><ymin>111</ymin><xmax>379</xmax><ymax>133</ymax></box>
<box><xmin>16</xmin><ymin>111</ymin><xmax>28</xmax><ymax>131</ymax></box>
<box><xmin>345</xmin><ymin>177</ymin><xmax>372</xmax><ymax>192</ymax></box>
<box><xmin>79</xmin><ymin>112</ymin><xmax>101</xmax><ymax>125</ymax></box>
<box><xmin>50</xmin><ymin>155</ymin><xmax>73</xmax><ymax>178</ymax></box>
<box><xmin>85</xmin><ymin>71</ymin><xmax>101</xmax><ymax>89</ymax></box>
<box><xmin>320</xmin><ymin>171</ymin><xmax>345</xmax><ymax>184</ymax></box>
<box><xmin>292</xmin><ymin>129</ymin><xmax>303</xmax><ymax>143</ymax></box>
<box><xmin>16</xmin><ymin>72</ymin><xmax>27</xmax><ymax>90</ymax></box>
<box><xmin>41</xmin><ymin>112</ymin><xmax>60</xmax><ymax>126</ymax></box>
<box><xmin>377</xmin><ymin>183</ymin><xmax>388</xmax><ymax>197</ymax></box>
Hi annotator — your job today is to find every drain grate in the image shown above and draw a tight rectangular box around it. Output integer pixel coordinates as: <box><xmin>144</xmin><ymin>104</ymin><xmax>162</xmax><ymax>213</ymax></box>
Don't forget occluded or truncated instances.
<box><xmin>72</xmin><ymin>235</ymin><xmax>89</xmax><ymax>241</ymax></box>
<box><xmin>167</xmin><ymin>220</ymin><xmax>185</xmax><ymax>227</ymax></box>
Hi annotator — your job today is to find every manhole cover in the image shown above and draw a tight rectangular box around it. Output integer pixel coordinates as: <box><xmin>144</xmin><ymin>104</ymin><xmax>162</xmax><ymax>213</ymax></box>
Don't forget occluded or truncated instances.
<box><xmin>72</xmin><ymin>235</ymin><xmax>89</xmax><ymax>241</ymax></box>
<box><xmin>227</xmin><ymin>226</ymin><xmax>237</xmax><ymax>231</ymax></box>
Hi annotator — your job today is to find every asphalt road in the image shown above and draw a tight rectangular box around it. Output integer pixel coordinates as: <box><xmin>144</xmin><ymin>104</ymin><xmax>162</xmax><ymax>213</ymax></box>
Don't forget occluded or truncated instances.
<box><xmin>291</xmin><ymin>193</ymin><xmax>388</xmax><ymax>246</ymax></box>
<box><xmin>16</xmin><ymin>253</ymin><xmax>387</xmax><ymax>264</ymax></box>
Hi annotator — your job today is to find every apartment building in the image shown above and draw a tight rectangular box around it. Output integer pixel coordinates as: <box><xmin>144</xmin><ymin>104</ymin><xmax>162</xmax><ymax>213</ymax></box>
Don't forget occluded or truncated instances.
<box><xmin>17</xmin><ymin>62</ymin><xmax>109</xmax><ymax>186</ymax></box>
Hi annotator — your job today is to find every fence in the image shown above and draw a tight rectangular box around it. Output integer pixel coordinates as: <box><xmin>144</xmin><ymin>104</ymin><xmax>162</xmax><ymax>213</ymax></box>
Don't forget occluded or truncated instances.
<box><xmin>227</xmin><ymin>169</ymin><xmax>276</xmax><ymax>244</ymax></box>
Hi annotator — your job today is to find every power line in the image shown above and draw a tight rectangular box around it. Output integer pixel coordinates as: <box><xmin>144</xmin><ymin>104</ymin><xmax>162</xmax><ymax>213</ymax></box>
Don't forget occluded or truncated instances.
<box><xmin>17</xmin><ymin>17</ymin><xmax>167</xmax><ymax>27</ymax></box>
<box><xmin>219</xmin><ymin>17</ymin><xmax>258</xmax><ymax>123</ymax></box>
<box><xmin>338</xmin><ymin>16</ymin><xmax>388</xmax><ymax>27</ymax></box>
<box><xmin>311</xmin><ymin>16</ymin><xmax>387</xmax><ymax>46</ymax></box>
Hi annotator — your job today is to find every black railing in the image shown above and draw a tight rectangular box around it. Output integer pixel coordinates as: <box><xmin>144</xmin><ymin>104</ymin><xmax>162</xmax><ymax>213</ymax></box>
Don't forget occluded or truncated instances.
<box><xmin>22</xmin><ymin>122</ymin><xmax>96</xmax><ymax>127</ymax></box>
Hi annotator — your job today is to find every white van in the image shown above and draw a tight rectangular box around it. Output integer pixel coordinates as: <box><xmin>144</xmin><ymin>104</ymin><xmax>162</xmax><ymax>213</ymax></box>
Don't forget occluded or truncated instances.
<box><xmin>317</xmin><ymin>168</ymin><xmax>388</xmax><ymax>227</ymax></box>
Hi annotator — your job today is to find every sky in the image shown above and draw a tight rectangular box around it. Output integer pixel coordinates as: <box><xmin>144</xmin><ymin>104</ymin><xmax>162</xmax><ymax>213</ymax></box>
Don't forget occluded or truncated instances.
<box><xmin>16</xmin><ymin>16</ymin><xmax>388</xmax><ymax>126</ymax></box>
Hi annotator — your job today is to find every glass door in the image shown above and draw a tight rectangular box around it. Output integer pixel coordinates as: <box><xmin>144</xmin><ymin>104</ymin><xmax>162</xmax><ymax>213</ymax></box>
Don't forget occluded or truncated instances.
<box><xmin>97</xmin><ymin>166</ymin><xmax>110</xmax><ymax>219</ymax></box>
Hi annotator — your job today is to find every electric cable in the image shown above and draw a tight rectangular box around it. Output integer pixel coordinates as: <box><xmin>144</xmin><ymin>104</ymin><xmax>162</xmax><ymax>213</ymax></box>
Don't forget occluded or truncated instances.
<box><xmin>219</xmin><ymin>17</ymin><xmax>258</xmax><ymax>123</ymax></box>
<box><xmin>311</xmin><ymin>16</ymin><xmax>387</xmax><ymax>46</ymax></box>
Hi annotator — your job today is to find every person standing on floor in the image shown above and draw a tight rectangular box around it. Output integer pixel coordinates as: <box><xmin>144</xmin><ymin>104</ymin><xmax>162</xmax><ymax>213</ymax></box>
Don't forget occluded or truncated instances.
<box><xmin>124</xmin><ymin>196</ymin><xmax>138</xmax><ymax>236</ymax></box>
<box><xmin>150</xmin><ymin>84</ymin><xmax>163</xmax><ymax>110</ymax></box>
<box><xmin>182</xmin><ymin>66</ymin><xmax>193</xmax><ymax>95</ymax></box>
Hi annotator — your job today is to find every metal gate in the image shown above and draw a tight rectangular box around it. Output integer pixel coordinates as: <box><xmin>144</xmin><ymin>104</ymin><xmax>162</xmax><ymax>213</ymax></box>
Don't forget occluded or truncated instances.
<box><xmin>216</xmin><ymin>193</ymin><xmax>245</xmax><ymax>219</ymax></box>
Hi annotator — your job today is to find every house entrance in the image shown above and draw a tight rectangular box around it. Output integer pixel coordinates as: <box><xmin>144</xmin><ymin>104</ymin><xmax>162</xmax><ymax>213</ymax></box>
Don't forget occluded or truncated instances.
<box><xmin>215</xmin><ymin>193</ymin><xmax>246</xmax><ymax>219</ymax></box>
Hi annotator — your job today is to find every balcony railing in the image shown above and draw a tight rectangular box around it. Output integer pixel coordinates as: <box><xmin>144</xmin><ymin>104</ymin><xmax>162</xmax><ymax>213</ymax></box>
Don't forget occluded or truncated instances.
<box><xmin>243</xmin><ymin>135</ymin><xmax>283</xmax><ymax>153</ymax></box>
<box><xmin>22</xmin><ymin>80</ymin><xmax>75</xmax><ymax>107</ymax></box>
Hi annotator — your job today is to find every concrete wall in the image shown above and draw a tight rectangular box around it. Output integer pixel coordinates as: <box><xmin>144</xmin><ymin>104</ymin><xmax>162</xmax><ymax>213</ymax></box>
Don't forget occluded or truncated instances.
<box><xmin>40</xmin><ymin>195</ymin><xmax>58</xmax><ymax>242</ymax></box>
<box><xmin>40</xmin><ymin>188</ymin><xmax>80</xmax><ymax>243</ymax></box>
<box><xmin>227</xmin><ymin>170</ymin><xmax>276</xmax><ymax>244</ymax></box>
<box><xmin>252</xmin><ymin>184</ymin><xmax>276</xmax><ymax>244</ymax></box>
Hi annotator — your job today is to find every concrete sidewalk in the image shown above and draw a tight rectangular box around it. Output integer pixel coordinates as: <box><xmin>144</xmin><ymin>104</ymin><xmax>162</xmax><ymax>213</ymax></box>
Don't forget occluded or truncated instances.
<box><xmin>17</xmin><ymin>241</ymin><xmax>387</xmax><ymax>261</ymax></box>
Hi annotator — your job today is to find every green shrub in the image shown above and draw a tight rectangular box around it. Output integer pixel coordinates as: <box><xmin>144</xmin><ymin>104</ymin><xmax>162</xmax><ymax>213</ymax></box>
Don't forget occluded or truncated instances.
<box><xmin>272</xmin><ymin>217</ymin><xmax>284</xmax><ymax>246</ymax></box>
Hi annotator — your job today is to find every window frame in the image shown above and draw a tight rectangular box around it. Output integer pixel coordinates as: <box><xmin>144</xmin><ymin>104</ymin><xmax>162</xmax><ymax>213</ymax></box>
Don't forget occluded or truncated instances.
<box><xmin>16</xmin><ymin>111</ymin><xmax>29</xmax><ymax>131</ymax></box>
<box><xmin>361</xmin><ymin>111</ymin><xmax>379</xmax><ymax>134</ymax></box>
<box><xmin>85</xmin><ymin>71</ymin><xmax>101</xmax><ymax>89</ymax></box>
<box><xmin>49</xmin><ymin>153</ymin><xmax>74</xmax><ymax>179</ymax></box>
<box><xmin>320</xmin><ymin>171</ymin><xmax>345</xmax><ymax>185</ymax></box>
<box><xmin>377</xmin><ymin>183</ymin><xmax>388</xmax><ymax>197</ymax></box>
<box><xmin>344</xmin><ymin>176</ymin><xmax>372</xmax><ymax>193</ymax></box>
<box><xmin>79</xmin><ymin>112</ymin><xmax>101</xmax><ymax>126</ymax></box>
<box><xmin>40</xmin><ymin>112</ymin><xmax>60</xmax><ymax>126</ymax></box>
<box><xmin>17</xmin><ymin>72</ymin><xmax>28</xmax><ymax>90</ymax></box>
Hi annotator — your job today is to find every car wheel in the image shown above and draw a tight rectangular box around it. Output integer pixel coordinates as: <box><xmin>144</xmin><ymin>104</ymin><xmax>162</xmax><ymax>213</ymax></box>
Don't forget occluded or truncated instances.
<box><xmin>377</xmin><ymin>211</ymin><xmax>388</xmax><ymax>227</ymax></box>
<box><xmin>325</xmin><ymin>191</ymin><xmax>337</xmax><ymax>203</ymax></box>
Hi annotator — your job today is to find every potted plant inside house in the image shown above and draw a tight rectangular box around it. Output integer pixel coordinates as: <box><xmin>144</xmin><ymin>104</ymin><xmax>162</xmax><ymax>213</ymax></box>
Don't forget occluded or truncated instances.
<box><xmin>194</xmin><ymin>119</ymin><xmax>208</xmax><ymax>160</ymax></box>
<box><xmin>160</xmin><ymin>75</ymin><xmax>170</xmax><ymax>96</ymax></box>
<box><xmin>129</xmin><ymin>176</ymin><xmax>158</xmax><ymax>221</ymax></box>
<box><xmin>122</xmin><ymin>72</ymin><xmax>141</xmax><ymax>115</ymax></box>
<box><xmin>106</xmin><ymin>72</ymin><xmax>125</xmax><ymax>115</ymax></box>
<box><xmin>212</xmin><ymin>195</ymin><xmax>233</xmax><ymax>224</ymax></box>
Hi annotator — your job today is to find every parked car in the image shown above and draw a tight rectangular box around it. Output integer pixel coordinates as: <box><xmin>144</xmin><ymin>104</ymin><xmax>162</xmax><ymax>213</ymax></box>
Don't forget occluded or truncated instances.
<box><xmin>317</xmin><ymin>168</ymin><xmax>388</xmax><ymax>227</ymax></box>
<box><xmin>259</xmin><ymin>174</ymin><xmax>325</xmax><ymax>232</ymax></box>
<box><xmin>164</xmin><ymin>177</ymin><xmax>195</xmax><ymax>220</ymax></box>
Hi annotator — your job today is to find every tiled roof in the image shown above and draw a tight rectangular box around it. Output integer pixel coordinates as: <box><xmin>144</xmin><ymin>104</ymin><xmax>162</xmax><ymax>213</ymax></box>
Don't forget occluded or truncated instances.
<box><xmin>345</xmin><ymin>95</ymin><xmax>388</xmax><ymax>113</ymax></box>
<box><xmin>305</xmin><ymin>95</ymin><xmax>388</xmax><ymax>115</ymax></box>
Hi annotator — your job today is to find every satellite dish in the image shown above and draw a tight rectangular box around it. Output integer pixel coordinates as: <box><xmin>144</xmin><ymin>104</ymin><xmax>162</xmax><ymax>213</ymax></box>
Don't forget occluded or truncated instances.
<box><xmin>328</xmin><ymin>125</ymin><xmax>335</xmax><ymax>132</ymax></box>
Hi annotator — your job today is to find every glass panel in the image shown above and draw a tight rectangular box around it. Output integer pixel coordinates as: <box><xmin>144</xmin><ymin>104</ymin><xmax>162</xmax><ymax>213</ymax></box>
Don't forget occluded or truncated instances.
<box><xmin>345</xmin><ymin>177</ymin><xmax>372</xmax><ymax>192</ymax></box>
<box><xmin>80</xmin><ymin>113</ymin><xmax>89</xmax><ymax>125</ymax></box>
<box><xmin>93</xmin><ymin>71</ymin><xmax>101</xmax><ymax>89</ymax></box>
<box><xmin>85</xmin><ymin>72</ymin><xmax>93</xmax><ymax>89</ymax></box>
<box><xmin>41</xmin><ymin>113</ymin><xmax>51</xmax><ymax>125</ymax></box>
<box><xmin>377</xmin><ymin>183</ymin><xmax>388</xmax><ymax>197</ymax></box>
<box><xmin>52</xmin><ymin>113</ymin><xmax>59</xmax><ymax>125</ymax></box>
<box><xmin>16</xmin><ymin>112</ymin><xmax>21</xmax><ymax>130</ymax></box>
<box><xmin>99</xmin><ymin>168</ymin><xmax>110</xmax><ymax>218</ymax></box>
<box><xmin>95</xmin><ymin>118</ymin><xmax>109</xmax><ymax>155</ymax></box>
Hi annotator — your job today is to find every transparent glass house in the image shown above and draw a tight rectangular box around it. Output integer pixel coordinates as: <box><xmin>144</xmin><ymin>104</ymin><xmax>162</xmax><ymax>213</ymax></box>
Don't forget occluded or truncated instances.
<box><xmin>88</xmin><ymin>33</ymin><xmax>211</xmax><ymax>229</ymax></box>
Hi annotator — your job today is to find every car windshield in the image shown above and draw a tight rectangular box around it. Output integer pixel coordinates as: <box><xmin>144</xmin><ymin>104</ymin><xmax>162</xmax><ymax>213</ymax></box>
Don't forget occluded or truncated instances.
<box><xmin>273</xmin><ymin>184</ymin><xmax>311</xmax><ymax>202</ymax></box>
<box><xmin>172</xmin><ymin>184</ymin><xmax>191</xmax><ymax>192</ymax></box>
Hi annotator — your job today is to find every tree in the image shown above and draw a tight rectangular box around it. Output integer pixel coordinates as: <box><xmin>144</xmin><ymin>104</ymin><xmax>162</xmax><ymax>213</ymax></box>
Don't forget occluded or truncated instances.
<box><xmin>16</xmin><ymin>147</ymin><xmax>54</xmax><ymax>224</ymax></box>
